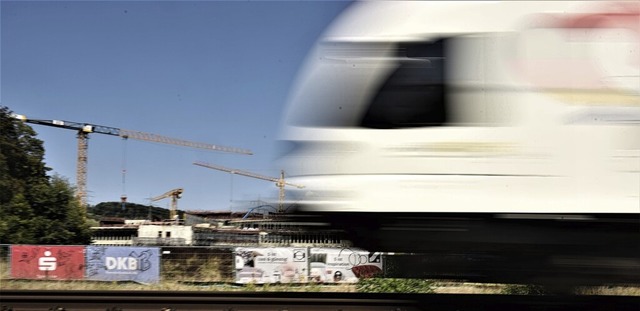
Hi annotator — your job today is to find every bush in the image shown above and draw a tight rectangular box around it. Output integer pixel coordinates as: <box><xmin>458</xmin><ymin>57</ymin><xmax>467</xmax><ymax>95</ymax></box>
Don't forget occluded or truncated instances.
<box><xmin>356</xmin><ymin>278</ymin><xmax>434</xmax><ymax>293</ymax></box>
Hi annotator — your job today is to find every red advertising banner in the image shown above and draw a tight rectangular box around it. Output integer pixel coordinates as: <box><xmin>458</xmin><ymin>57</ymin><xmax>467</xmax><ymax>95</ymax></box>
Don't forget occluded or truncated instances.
<box><xmin>11</xmin><ymin>245</ymin><xmax>85</xmax><ymax>280</ymax></box>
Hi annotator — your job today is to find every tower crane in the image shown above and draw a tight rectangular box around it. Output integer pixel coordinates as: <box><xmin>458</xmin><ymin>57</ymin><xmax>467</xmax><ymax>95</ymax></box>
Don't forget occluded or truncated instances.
<box><xmin>151</xmin><ymin>188</ymin><xmax>183</xmax><ymax>222</ymax></box>
<box><xmin>12</xmin><ymin>114</ymin><xmax>252</xmax><ymax>207</ymax></box>
<box><xmin>193</xmin><ymin>161</ymin><xmax>304</xmax><ymax>213</ymax></box>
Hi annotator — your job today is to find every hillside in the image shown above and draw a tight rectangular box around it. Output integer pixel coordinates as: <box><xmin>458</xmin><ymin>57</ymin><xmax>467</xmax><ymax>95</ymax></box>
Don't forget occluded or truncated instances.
<box><xmin>88</xmin><ymin>202</ymin><xmax>184</xmax><ymax>222</ymax></box>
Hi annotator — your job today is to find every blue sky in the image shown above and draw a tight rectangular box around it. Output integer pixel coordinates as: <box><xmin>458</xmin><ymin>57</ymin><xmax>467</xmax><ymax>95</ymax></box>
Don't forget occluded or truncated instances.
<box><xmin>2</xmin><ymin>1</ymin><xmax>351</xmax><ymax>211</ymax></box>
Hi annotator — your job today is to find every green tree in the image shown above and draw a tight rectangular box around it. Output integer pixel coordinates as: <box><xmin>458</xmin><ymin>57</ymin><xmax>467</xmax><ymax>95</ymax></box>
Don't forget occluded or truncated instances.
<box><xmin>0</xmin><ymin>106</ymin><xmax>91</xmax><ymax>245</ymax></box>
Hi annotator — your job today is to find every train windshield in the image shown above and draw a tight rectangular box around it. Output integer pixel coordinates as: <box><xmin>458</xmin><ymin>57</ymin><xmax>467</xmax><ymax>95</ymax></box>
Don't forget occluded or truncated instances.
<box><xmin>361</xmin><ymin>41</ymin><xmax>446</xmax><ymax>129</ymax></box>
<box><xmin>287</xmin><ymin>40</ymin><xmax>448</xmax><ymax>129</ymax></box>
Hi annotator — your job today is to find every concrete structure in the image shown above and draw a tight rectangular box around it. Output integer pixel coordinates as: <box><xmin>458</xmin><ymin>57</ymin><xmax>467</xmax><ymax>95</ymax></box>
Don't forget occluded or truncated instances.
<box><xmin>91</xmin><ymin>226</ymin><xmax>137</xmax><ymax>246</ymax></box>
<box><xmin>135</xmin><ymin>224</ymin><xmax>193</xmax><ymax>246</ymax></box>
<box><xmin>91</xmin><ymin>211</ymin><xmax>349</xmax><ymax>248</ymax></box>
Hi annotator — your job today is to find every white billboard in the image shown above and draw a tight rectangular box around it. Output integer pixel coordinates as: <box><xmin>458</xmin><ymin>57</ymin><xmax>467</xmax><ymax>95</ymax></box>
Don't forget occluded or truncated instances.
<box><xmin>234</xmin><ymin>247</ymin><xmax>308</xmax><ymax>284</ymax></box>
<box><xmin>234</xmin><ymin>247</ymin><xmax>384</xmax><ymax>284</ymax></box>
<box><xmin>309</xmin><ymin>248</ymin><xmax>383</xmax><ymax>283</ymax></box>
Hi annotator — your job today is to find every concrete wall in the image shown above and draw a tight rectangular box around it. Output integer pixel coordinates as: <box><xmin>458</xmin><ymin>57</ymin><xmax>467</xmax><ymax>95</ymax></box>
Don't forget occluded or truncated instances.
<box><xmin>138</xmin><ymin>225</ymin><xmax>193</xmax><ymax>245</ymax></box>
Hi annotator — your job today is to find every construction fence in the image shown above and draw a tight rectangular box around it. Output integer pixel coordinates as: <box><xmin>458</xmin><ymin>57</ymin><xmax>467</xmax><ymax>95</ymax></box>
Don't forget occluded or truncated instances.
<box><xmin>0</xmin><ymin>244</ymin><xmax>398</xmax><ymax>285</ymax></box>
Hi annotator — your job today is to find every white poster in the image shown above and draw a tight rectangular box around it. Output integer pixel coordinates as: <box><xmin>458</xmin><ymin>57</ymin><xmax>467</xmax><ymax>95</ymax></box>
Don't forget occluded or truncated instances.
<box><xmin>309</xmin><ymin>248</ymin><xmax>383</xmax><ymax>283</ymax></box>
<box><xmin>235</xmin><ymin>247</ymin><xmax>308</xmax><ymax>284</ymax></box>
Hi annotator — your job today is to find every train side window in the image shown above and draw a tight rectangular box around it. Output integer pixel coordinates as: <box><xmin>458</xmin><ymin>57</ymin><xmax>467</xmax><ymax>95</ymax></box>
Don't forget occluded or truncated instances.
<box><xmin>360</xmin><ymin>40</ymin><xmax>447</xmax><ymax>129</ymax></box>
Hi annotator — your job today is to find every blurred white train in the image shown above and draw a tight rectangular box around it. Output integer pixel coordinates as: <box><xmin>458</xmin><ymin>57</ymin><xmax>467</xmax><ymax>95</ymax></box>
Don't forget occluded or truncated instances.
<box><xmin>277</xmin><ymin>1</ymin><xmax>639</xmax><ymax>286</ymax></box>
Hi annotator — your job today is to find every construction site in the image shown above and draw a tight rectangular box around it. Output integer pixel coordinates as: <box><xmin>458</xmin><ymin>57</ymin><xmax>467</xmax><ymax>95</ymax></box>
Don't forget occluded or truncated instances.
<box><xmin>12</xmin><ymin>114</ymin><xmax>340</xmax><ymax>249</ymax></box>
<box><xmin>90</xmin><ymin>210</ymin><xmax>347</xmax><ymax>248</ymax></box>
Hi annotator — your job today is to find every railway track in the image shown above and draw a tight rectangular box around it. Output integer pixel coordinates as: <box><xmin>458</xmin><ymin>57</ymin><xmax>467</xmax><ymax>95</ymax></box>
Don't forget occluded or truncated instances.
<box><xmin>2</xmin><ymin>290</ymin><xmax>639</xmax><ymax>311</ymax></box>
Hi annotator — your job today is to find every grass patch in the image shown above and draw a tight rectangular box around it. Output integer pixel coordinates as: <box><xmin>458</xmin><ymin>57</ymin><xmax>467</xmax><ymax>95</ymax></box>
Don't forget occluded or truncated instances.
<box><xmin>0</xmin><ymin>258</ymin><xmax>9</xmax><ymax>280</ymax></box>
<box><xmin>432</xmin><ymin>281</ymin><xmax>504</xmax><ymax>294</ymax></box>
<box><xmin>576</xmin><ymin>285</ymin><xmax>640</xmax><ymax>296</ymax></box>
<box><xmin>2</xmin><ymin>279</ymin><xmax>640</xmax><ymax>295</ymax></box>
<box><xmin>162</xmin><ymin>255</ymin><xmax>230</xmax><ymax>283</ymax></box>
<box><xmin>0</xmin><ymin>279</ymin><xmax>357</xmax><ymax>292</ymax></box>
<box><xmin>501</xmin><ymin>284</ymin><xmax>548</xmax><ymax>295</ymax></box>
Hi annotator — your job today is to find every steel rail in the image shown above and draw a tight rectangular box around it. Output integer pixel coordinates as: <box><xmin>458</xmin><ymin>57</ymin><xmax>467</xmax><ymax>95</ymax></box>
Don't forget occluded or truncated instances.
<box><xmin>2</xmin><ymin>290</ymin><xmax>640</xmax><ymax>311</ymax></box>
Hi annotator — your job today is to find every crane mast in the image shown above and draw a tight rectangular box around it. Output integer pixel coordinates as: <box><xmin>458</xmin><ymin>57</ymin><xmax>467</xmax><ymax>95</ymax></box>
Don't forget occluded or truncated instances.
<box><xmin>13</xmin><ymin>114</ymin><xmax>252</xmax><ymax>207</ymax></box>
<box><xmin>193</xmin><ymin>161</ymin><xmax>303</xmax><ymax>213</ymax></box>
<box><xmin>77</xmin><ymin>131</ymin><xmax>89</xmax><ymax>203</ymax></box>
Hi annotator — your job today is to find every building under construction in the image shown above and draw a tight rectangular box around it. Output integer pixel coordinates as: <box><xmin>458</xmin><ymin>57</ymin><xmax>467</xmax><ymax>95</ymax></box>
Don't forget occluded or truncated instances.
<box><xmin>90</xmin><ymin>210</ymin><xmax>348</xmax><ymax>248</ymax></box>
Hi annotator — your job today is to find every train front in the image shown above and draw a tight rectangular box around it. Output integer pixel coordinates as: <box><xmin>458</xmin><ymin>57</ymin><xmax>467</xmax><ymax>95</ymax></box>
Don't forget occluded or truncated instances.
<box><xmin>277</xmin><ymin>1</ymin><xmax>640</xmax><ymax>287</ymax></box>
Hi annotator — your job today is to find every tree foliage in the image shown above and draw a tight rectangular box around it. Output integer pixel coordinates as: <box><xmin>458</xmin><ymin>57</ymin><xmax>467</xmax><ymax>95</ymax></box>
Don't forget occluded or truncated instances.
<box><xmin>0</xmin><ymin>106</ymin><xmax>91</xmax><ymax>245</ymax></box>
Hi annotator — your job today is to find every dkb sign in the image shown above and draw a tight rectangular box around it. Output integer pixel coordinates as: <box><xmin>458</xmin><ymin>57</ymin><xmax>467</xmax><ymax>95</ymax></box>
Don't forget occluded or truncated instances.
<box><xmin>85</xmin><ymin>246</ymin><xmax>160</xmax><ymax>283</ymax></box>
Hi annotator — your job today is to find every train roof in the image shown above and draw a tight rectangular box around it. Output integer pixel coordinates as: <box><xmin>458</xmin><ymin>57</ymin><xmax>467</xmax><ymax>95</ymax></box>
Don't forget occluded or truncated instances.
<box><xmin>322</xmin><ymin>1</ymin><xmax>637</xmax><ymax>42</ymax></box>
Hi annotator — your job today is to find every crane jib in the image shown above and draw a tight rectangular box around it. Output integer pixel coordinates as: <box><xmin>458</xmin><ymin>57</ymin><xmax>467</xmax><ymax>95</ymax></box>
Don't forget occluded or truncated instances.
<box><xmin>20</xmin><ymin>118</ymin><xmax>121</xmax><ymax>136</ymax></box>
<box><xmin>119</xmin><ymin>129</ymin><xmax>253</xmax><ymax>155</ymax></box>
<box><xmin>12</xmin><ymin>113</ymin><xmax>253</xmax><ymax>207</ymax></box>
<box><xmin>15</xmin><ymin>115</ymin><xmax>252</xmax><ymax>155</ymax></box>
